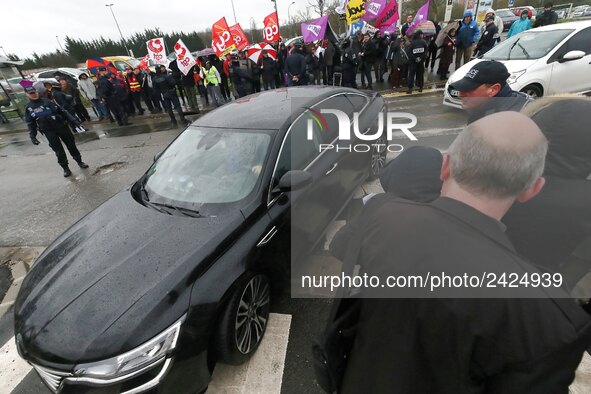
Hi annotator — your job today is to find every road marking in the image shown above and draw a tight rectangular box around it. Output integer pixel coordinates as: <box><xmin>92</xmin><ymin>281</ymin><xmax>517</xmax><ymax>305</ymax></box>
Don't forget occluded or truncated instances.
<box><xmin>0</xmin><ymin>337</ymin><xmax>32</xmax><ymax>394</ymax></box>
<box><xmin>207</xmin><ymin>313</ymin><xmax>291</xmax><ymax>394</ymax></box>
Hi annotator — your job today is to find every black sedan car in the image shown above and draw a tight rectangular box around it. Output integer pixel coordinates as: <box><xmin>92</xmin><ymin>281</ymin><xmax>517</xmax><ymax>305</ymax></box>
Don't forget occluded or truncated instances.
<box><xmin>14</xmin><ymin>86</ymin><xmax>387</xmax><ymax>394</ymax></box>
<box><xmin>496</xmin><ymin>8</ymin><xmax>520</xmax><ymax>31</ymax></box>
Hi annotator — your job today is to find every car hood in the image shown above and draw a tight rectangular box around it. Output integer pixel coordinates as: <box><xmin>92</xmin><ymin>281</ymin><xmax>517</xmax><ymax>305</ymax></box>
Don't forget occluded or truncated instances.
<box><xmin>15</xmin><ymin>191</ymin><xmax>244</xmax><ymax>364</ymax></box>
<box><xmin>447</xmin><ymin>58</ymin><xmax>539</xmax><ymax>88</ymax></box>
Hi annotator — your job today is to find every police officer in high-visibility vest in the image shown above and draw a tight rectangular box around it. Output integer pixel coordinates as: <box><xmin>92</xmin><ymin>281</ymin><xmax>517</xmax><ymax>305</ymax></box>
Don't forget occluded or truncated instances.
<box><xmin>24</xmin><ymin>86</ymin><xmax>89</xmax><ymax>177</ymax></box>
<box><xmin>153</xmin><ymin>65</ymin><xmax>189</xmax><ymax>128</ymax></box>
<box><xmin>201</xmin><ymin>61</ymin><xmax>224</xmax><ymax>107</ymax></box>
<box><xmin>125</xmin><ymin>67</ymin><xmax>145</xmax><ymax>116</ymax></box>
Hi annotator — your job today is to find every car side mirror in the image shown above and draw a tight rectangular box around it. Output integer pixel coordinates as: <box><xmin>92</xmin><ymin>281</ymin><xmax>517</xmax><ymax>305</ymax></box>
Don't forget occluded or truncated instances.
<box><xmin>560</xmin><ymin>50</ymin><xmax>585</xmax><ymax>62</ymax></box>
<box><xmin>276</xmin><ymin>171</ymin><xmax>313</xmax><ymax>193</ymax></box>
<box><xmin>154</xmin><ymin>151</ymin><xmax>163</xmax><ymax>162</ymax></box>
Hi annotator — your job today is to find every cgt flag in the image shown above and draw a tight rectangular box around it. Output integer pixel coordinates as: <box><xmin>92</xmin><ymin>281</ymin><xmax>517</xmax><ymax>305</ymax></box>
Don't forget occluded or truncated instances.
<box><xmin>146</xmin><ymin>37</ymin><xmax>167</xmax><ymax>65</ymax></box>
<box><xmin>212</xmin><ymin>17</ymin><xmax>236</xmax><ymax>58</ymax></box>
<box><xmin>361</xmin><ymin>0</ymin><xmax>386</xmax><ymax>22</ymax></box>
<box><xmin>174</xmin><ymin>39</ymin><xmax>196</xmax><ymax>76</ymax></box>
<box><xmin>301</xmin><ymin>16</ymin><xmax>329</xmax><ymax>43</ymax></box>
<box><xmin>229</xmin><ymin>23</ymin><xmax>250</xmax><ymax>51</ymax></box>
<box><xmin>346</xmin><ymin>0</ymin><xmax>366</xmax><ymax>24</ymax></box>
<box><xmin>375</xmin><ymin>0</ymin><xmax>399</xmax><ymax>30</ymax></box>
<box><xmin>263</xmin><ymin>11</ymin><xmax>281</xmax><ymax>43</ymax></box>
<box><xmin>139</xmin><ymin>54</ymin><xmax>150</xmax><ymax>70</ymax></box>
<box><xmin>406</xmin><ymin>0</ymin><xmax>431</xmax><ymax>36</ymax></box>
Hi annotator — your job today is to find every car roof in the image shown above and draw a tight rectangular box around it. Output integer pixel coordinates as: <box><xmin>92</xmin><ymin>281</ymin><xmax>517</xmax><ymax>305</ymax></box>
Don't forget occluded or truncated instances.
<box><xmin>533</xmin><ymin>19</ymin><xmax>591</xmax><ymax>31</ymax></box>
<box><xmin>194</xmin><ymin>86</ymin><xmax>370</xmax><ymax>130</ymax></box>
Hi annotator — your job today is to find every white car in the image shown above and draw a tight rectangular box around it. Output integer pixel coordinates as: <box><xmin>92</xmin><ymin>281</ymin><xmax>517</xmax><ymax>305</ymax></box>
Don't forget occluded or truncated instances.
<box><xmin>444</xmin><ymin>21</ymin><xmax>591</xmax><ymax>108</ymax></box>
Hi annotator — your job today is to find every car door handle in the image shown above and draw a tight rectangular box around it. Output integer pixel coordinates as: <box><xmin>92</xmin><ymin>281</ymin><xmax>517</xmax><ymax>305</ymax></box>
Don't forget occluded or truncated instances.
<box><xmin>325</xmin><ymin>163</ymin><xmax>338</xmax><ymax>176</ymax></box>
<box><xmin>257</xmin><ymin>226</ymin><xmax>277</xmax><ymax>247</ymax></box>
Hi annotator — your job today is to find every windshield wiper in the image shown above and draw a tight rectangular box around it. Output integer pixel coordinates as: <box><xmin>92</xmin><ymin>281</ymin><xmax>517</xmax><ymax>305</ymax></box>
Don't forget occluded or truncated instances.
<box><xmin>517</xmin><ymin>43</ymin><xmax>530</xmax><ymax>59</ymax></box>
<box><xmin>507</xmin><ymin>39</ymin><xmax>520</xmax><ymax>60</ymax></box>
<box><xmin>149</xmin><ymin>202</ymin><xmax>204</xmax><ymax>218</ymax></box>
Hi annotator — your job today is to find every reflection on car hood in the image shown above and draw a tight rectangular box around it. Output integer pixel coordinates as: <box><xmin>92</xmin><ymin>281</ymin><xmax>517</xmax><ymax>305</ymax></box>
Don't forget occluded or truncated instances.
<box><xmin>15</xmin><ymin>191</ymin><xmax>244</xmax><ymax>364</ymax></box>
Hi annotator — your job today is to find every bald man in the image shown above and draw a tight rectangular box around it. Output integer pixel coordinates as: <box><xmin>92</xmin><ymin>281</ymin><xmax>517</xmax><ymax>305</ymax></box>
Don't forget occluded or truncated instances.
<box><xmin>328</xmin><ymin>112</ymin><xmax>591</xmax><ymax>394</ymax></box>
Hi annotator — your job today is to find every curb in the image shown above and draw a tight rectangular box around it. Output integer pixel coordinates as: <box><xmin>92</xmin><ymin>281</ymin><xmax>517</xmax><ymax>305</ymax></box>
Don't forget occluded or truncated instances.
<box><xmin>0</xmin><ymin>247</ymin><xmax>44</xmax><ymax>318</ymax></box>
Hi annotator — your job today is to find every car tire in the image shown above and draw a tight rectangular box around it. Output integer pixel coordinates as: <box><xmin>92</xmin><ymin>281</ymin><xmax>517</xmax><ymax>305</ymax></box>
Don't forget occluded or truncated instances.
<box><xmin>215</xmin><ymin>273</ymin><xmax>271</xmax><ymax>365</ymax></box>
<box><xmin>368</xmin><ymin>136</ymin><xmax>387</xmax><ymax>180</ymax></box>
<box><xmin>521</xmin><ymin>84</ymin><xmax>543</xmax><ymax>98</ymax></box>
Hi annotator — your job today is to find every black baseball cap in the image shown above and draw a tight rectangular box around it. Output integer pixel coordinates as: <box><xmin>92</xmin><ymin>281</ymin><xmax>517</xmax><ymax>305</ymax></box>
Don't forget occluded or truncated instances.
<box><xmin>485</xmin><ymin>15</ymin><xmax>495</xmax><ymax>22</ymax></box>
<box><xmin>451</xmin><ymin>60</ymin><xmax>510</xmax><ymax>92</ymax></box>
<box><xmin>24</xmin><ymin>86</ymin><xmax>38</xmax><ymax>94</ymax></box>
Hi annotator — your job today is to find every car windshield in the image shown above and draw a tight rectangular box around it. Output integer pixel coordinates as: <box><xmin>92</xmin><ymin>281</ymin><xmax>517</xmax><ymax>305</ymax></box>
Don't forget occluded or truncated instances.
<box><xmin>143</xmin><ymin>127</ymin><xmax>271</xmax><ymax>208</ymax></box>
<box><xmin>483</xmin><ymin>29</ymin><xmax>573</xmax><ymax>60</ymax></box>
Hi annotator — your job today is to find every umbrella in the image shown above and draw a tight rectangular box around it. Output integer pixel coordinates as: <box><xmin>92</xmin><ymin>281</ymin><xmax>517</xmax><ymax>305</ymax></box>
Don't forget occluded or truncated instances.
<box><xmin>195</xmin><ymin>48</ymin><xmax>216</xmax><ymax>57</ymax></box>
<box><xmin>86</xmin><ymin>57</ymin><xmax>117</xmax><ymax>77</ymax></box>
<box><xmin>247</xmin><ymin>43</ymin><xmax>277</xmax><ymax>63</ymax></box>
<box><xmin>436</xmin><ymin>21</ymin><xmax>460</xmax><ymax>47</ymax></box>
<box><xmin>415</xmin><ymin>21</ymin><xmax>437</xmax><ymax>37</ymax></box>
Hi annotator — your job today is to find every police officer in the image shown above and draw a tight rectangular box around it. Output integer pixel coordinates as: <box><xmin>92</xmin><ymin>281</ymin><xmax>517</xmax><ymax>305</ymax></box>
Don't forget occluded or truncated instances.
<box><xmin>406</xmin><ymin>30</ymin><xmax>428</xmax><ymax>94</ymax></box>
<box><xmin>476</xmin><ymin>15</ymin><xmax>499</xmax><ymax>57</ymax></box>
<box><xmin>153</xmin><ymin>65</ymin><xmax>189</xmax><ymax>128</ymax></box>
<box><xmin>24</xmin><ymin>86</ymin><xmax>89</xmax><ymax>177</ymax></box>
<box><xmin>341</xmin><ymin>39</ymin><xmax>358</xmax><ymax>89</ymax></box>
<box><xmin>97</xmin><ymin>67</ymin><xmax>130</xmax><ymax>126</ymax></box>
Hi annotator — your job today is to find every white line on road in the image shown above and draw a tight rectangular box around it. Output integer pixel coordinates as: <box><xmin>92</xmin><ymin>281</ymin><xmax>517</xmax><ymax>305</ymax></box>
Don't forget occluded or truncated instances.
<box><xmin>0</xmin><ymin>336</ymin><xmax>32</xmax><ymax>394</ymax></box>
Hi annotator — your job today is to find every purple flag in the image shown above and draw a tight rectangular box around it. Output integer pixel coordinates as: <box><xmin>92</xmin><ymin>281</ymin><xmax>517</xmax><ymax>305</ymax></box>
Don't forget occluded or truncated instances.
<box><xmin>406</xmin><ymin>0</ymin><xmax>431</xmax><ymax>36</ymax></box>
<box><xmin>301</xmin><ymin>15</ymin><xmax>329</xmax><ymax>43</ymax></box>
<box><xmin>361</xmin><ymin>0</ymin><xmax>387</xmax><ymax>21</ymax></box>
<box><xmin>381</xmin><ymin>23</ymin><xmax>398</xmax><ymax>35</ymax></box>
<box><xmin>375</xmin><ymin>0</ymin><xmax>399</xmax><ymax>29</ymax></box>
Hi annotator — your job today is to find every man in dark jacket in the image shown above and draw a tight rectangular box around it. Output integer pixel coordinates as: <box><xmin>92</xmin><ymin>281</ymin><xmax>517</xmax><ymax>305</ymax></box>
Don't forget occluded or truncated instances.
<box><xmin>153</xmin><ymin>65</ymin><xmax>189</xmax><ymax>127</ymax></box>
<box><xmin>359</xmin><ymin>33</ymin><xmax>377</xmax><ymax>89</ymax></box>
<box><xmin>140</xmin><ymin>68</ymin><xmax>162</xmax><ymax>113</ymax></box>
<box><xmin>331</xmin><ymin>112</ymin><xmax>591</xmax><ymax>394</ymax></box>
<box><xmin>229</xmin><ymin>55</ymin><xmax>253</xmax><ymax>98</ymax></box>
<box><xmin>534</xmin><ymin>2</ymin><xmax>559</xmax><ymax>27</ymax></box>
<box><xmin>475</xmin><ymin>15</ymin><xmax>499</xmax><ymax>56</ymax></box>
<box><xmin>504</xmin><ymin>98</ymin><xmax>591</xmax><ymax>294</ymax></box>
<box><xmin>324</xmin><ymin>40</ymin><xmax>336</xmax><ymax>85</ymax></box>
<box><xmin>455</xmin><ymin>10</ymin><xmax>480</xmax><ymax>70</ymax></box>
<box><xmin>24</xmin><ymin>87</ymin><xmax>88</xmax><ymax>177</ymax></box>
<box><xmin>406</xmin><ymin>30</ymin><xmax>428</xmax><ymax>94</ymax></box>
<box><xmin>285</xmin><ymin>45</ymin><xmax>307</xmax><ymax>86</ymax></box>
<box><xmin>341</xmin><ymin>39</ymin><xmax>358</xmax><ymax>88</ymax></box>
<box><xmin>58</xmin><ymin>76</ymin><xmax>90</xmax><ymax>122</ymax></box>
<box><xmin>261</xmin><ymin>50</ymin><xmax>277</xmax><ymax>90</ymax></box>
<box><xmin>401</xmin><ymin>14</ymin><xmax>414</xmax><ymax>36</ymax></box>
<box><xmin>179</xmin><ymin>65</ymin><xmax>200</xmax><ymax>111</ymax></box>
<box><xmin>451</xmin><ymin>60</ymin><xmax>532</xmax><ymax>124</ymax></box>
<box><xmin>97</xmin><ymin>67</ymin><xmax>130</xmax><ymax>126</ymax></box>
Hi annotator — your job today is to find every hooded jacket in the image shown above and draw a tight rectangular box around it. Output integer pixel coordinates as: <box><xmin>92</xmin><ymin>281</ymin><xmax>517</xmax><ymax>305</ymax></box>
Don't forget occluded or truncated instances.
<box><xmin>479</xmin><ymin>9</ymin><xmax>504</xmax><ymax>34</ymax></box>
<box><xmin>457</xmin><ymin>11</ymin><xmax>480</xmax><ymax>48</ymax></box>
<box><xmin>508</xmin><ymin>15</ymin><xmax>532</xmax><ymax>38</ymax></box>
<box><xmin>78</xmin><ymin>76</ymin><xmax>98</xmax><ymax>100</ymax></box>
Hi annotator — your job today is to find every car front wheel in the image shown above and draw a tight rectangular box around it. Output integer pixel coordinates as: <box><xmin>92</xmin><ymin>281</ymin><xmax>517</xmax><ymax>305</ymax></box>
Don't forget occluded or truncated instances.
<box><xmin>215</xmin><ymin>273</ymin><xmax>271</xmax><ymax>365</ymax></box>
<box><xmin>521</xmin><ymin>84</ymin><xmax>543</xmax><ymax>98</ymax></box>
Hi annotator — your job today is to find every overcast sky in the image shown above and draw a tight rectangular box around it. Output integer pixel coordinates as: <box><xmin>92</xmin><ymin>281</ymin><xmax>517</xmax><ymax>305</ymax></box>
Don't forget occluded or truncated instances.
<box><xmin>1</xmin><ymin>0</ymin><xmax>314</xmax><ymax>58</ymax></box>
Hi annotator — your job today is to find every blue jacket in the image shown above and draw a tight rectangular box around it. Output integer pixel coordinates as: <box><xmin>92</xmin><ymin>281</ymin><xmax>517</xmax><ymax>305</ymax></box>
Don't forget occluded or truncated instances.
<box><xmin>508</xmin><ymin>17</ymin><xmax>532</xmax><ymax>38</ymax></box>
<box><xmin>457</xmin><ymin>11</ymin><xmax>480</xmax><ymax>48</ymax></box>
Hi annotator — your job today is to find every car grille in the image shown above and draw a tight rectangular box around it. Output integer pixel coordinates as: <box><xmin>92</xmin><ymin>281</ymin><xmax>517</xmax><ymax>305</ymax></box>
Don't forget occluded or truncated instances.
<box><xmin>31</xmin><ymin>363</ymin><xmax>72</xmax><ymax>393</ymax></box>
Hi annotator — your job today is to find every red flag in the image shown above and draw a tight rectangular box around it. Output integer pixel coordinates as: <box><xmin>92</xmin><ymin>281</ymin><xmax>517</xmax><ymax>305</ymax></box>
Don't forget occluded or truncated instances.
<box><xmin>229</xmin><ymin>23</ymin><xmax>251</xmax><ymax>51</ymax></box>
<box><xmin>263</xmin><ymin>11</ymin><xmax>281</xmax><ymax>43</ymax></box>
<box><xmin>375</xmin><ymin>1</ymin><xmax>399</xmax><ymax>29</ymax></box>
<box><xmin>211</xmin><ymin>17</ymin><xmax>235</xmax><ymax>58</ymax></box>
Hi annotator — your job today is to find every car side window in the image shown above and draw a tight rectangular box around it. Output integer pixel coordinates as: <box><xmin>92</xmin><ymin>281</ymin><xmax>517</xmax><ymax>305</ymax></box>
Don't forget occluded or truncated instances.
<box><xmin>39</xmin><ymin>71</ymin><xmax>55</xmax><ymax>78</ymax></box>
<box><xmin>552</xmin><ymin>27</ymin><xmax>591</xmax><ymax>59</ymax></box>
<box><xmin>313</xmin><ymin>95</ymin><xmax>355</xmax><ymax>144</ymax></box>
<box><xmin>273</xmin><ymin>116</ymin><xmax>322</xmax><ymax>185</ymax></box>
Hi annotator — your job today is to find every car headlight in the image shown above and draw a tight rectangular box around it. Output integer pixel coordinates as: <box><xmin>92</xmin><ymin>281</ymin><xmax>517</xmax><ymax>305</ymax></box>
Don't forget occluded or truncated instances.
<box><xmin>73</xmin><ymin>315</ymin><xmax>185</xmax><ymax>380</ymax></box>
<box><xmin>508</xmin><ymin>70</ymin><xmax>526</xmax><ymax>84</ymax></box>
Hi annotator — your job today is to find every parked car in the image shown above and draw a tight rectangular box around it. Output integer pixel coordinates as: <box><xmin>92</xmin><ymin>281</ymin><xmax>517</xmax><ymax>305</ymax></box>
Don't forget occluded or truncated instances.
<box><xmin>585</xmin><ymin>7</ymin><xmax>591</xmax><ymax>16</ymax></box>
<box><xmin>496</xmin><ymin>8</ymin><xmax>520</xmax><ymax>30</ymax></box>
<box><xmin>103</xmin><ymin>56</ymin><xmax>141</xmax><ymax>72</ymax></box>
<box><xmin>32</xmin><ymin>67</ymin><xmax>84</xmax><ymax>87</ymax></box>
<box><xmin>285</xmin><ymin>36</ymin><xmax>304</xmax><ymax>48</ymax></box>
<box><xmin>444</xmin><ymin>20</ymin><xmax>591</xmax><ymax>107</ymax></box>
<box><xmin>14</xmin><ymin>86</ymin><xmax>388</xmax><ymax>394</ymax></box>
<box><xmin>573</xmin><ymin>6</ymin><xmax>590</xmax><ymax>17</ymax></box>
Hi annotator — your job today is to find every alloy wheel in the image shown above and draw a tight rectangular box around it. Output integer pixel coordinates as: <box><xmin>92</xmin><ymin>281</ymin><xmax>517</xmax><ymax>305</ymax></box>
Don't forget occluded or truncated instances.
<box><xmin>234</xmin><ymin>275</ymin><xmax>270</xmax><ymax>355</ymax></box>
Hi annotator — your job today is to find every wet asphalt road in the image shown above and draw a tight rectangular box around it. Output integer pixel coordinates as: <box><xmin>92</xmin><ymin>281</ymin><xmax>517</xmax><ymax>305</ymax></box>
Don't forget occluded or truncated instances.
<box><xmin>0</xmin><ymin>92</ymin><xmax>466</xmax><ymax>394</ymax></box>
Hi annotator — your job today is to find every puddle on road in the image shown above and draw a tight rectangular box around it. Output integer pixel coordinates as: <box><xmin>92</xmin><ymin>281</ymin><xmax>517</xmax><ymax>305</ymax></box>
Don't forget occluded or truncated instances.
<box><xmin>92</xmin><ymin>161</ymin><xmax>127</xmax><ymax>176</ymax></box>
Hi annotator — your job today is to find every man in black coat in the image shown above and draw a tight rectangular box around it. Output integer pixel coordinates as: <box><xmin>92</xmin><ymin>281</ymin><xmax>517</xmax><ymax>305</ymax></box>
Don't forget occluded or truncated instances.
<box><xmin>359</xmin><ymin>33</ymin><xmax>377</xmax><ymax>90</ymax></box>
<box><xmin>285</xmin><ymin>45</ymin><xmax>307</xmax><ymax>86</ymax></box>
<box><xmin>534</xmin><ymin>2</ymin><xmax>559</xmax><ymax>27</ymax></box>
<box><xmin>406</xmin><ymin>30</ymin><xmax>428</xmax><ymax>94</ymax></box>
<box><xmin>452</xmin><ymin>60</ymin><xmax>533</xmax><ymax>124</ymax></box>
<box><xmin>331</xmin><ymin>112</ymin><xmax>591</xmax><ymax>394</ymax></box>
<box><xmin>261</xmin><ymin>50</ymin><xmax>277</xmax><ymax>90</ymax></box>
<box><xmin>24</xmin><ymin>87</ymin><xmax>88</xmax><ymax>177</ymax></box>
<box><xmin>504</xmin><ymin>98</ymin><xmax>591</xmax><ymax>293</ymax></box>
<box><xmin>341</xmin><ymin>39</ymin><xmax>358</xmax><ymax>89</ymax></box>
<box><xmin>153</xmin><ymin>65</ymin><xmax>189</xmax><ymax>127</ymax></box>
<box><xmin>475</xmin><ymin>16</ymin><xmax>499</xmax><ymax>56</ymax></box>
<box><xmin>97</xmin><ymin>67</ymin><xmax>129</xmax><ymax>126</ymax></box>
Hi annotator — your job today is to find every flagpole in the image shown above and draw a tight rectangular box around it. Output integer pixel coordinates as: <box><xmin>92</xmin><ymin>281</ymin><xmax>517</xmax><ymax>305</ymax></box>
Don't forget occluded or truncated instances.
<box><xmin>230</xmin><ymin>0</ymin><xmax>238</xmax><ymax>24</ymax></box>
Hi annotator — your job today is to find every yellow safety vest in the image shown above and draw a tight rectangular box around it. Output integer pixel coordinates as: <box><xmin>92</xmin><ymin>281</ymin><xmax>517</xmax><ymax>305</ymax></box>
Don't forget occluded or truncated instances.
<box><xmin>204</xmin><ymin>67</ymin><xmax>219</xmax><ymax>86</ymax></box>
<box><xmin>127</xmin><ymin>75</ymin><xmax>141</xmax><ymax>92</ymax></box>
